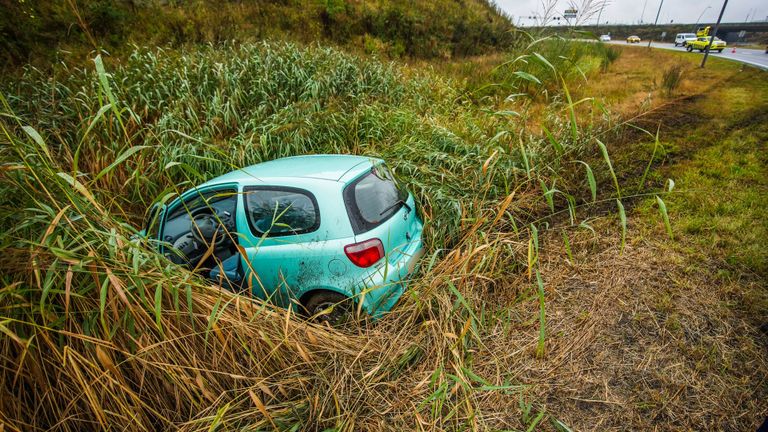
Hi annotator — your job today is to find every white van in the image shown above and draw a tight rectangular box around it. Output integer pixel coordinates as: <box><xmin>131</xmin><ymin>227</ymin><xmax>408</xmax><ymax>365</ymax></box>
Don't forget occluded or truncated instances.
<box><xmin>674</xmin><ymin>33</ymin><xmax>697</xmax><ymax>47</ymax></box>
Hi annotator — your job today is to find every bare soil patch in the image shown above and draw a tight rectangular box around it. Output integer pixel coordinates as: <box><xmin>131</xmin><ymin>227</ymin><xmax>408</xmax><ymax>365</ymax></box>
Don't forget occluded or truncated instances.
<box><xmin>489</xmin><ymin>226</ymin><xmax>768</xmax><ymax>431</ymax></box>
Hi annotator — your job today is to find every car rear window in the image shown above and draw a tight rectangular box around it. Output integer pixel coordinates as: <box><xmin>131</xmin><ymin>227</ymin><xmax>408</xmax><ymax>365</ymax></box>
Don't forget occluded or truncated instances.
<box><xmin>244</xmin><ymin>187</ymin><xmax>320</xmax><ymax>236</ymax></box>
<box><xmin>343</xmin><ymin>164</ymin><xmax>407</xmax><ymax>234</ymax></box>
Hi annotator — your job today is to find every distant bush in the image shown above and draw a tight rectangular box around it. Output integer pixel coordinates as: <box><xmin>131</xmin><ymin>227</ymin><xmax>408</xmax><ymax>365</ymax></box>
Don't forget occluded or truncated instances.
<box><xmin>475</xmin><ymin>37</ymin><xmax>622</xmax><ymax>100</ymax></box>
<box><xmin>661</xmin><ymin>64</ymin><xmax>684</xmax><ymax>96</ymax></box>
<box><xmin>86</xmin><ymin>0</ymin><xmax>129</xmax><ymax>39</ymax></box>
<box><xmin>1</xmin><ymin>0</ymin><xmax>515</xmax><ymax>70</ymax></box>
<box><xmin>596</xmin><ymin>42</ymin><xmax>621</xmax><ymax>72</ymax></box>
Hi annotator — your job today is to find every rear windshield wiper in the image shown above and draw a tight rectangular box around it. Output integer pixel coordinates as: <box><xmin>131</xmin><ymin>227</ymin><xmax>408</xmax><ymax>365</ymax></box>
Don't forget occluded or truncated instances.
<box><xmin>379</xmin><ymin>199</ymin><xmax>411</xmax><ymax>216</ymax></box>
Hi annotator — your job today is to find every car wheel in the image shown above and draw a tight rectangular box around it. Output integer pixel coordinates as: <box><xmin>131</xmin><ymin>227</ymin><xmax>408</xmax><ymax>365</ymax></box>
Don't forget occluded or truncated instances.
<box><xmin>717</xmin><ymin>49</ymin><xmax>723</xmax><ymax>53</ymax></box>
<box><xmin>687</xmin><ymin>45</ymin><xmax>693</xmax><ymax>52</ymax></box>
<box><xmin>303</xmin><ymin>291</ymin><xmax>354</xmax><ymax>326</ymax></box>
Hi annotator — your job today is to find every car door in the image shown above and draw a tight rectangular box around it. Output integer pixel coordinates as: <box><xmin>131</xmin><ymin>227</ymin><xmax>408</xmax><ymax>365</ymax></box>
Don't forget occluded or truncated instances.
<box><xmin>157</xmin><ymin>185</ymin><xmax>240</xmax><ymax>272</ymax></box>
<box><xmin>236</xmin><ymin>185</ymin><xmax>333</xmax><ymax>307</ymax></box>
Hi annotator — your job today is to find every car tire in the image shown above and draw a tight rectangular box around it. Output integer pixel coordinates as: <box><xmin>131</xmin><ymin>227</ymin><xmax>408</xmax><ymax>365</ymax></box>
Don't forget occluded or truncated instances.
<box><xmin>302</xmin><ymin>291</ymin><xmax>354</xmax><ymax>326</ymax></box>
<box><xmin>687</xmin><ymin>45</ymin><xmax>693</xmax><ymax>52</ymax></box>
<box><xmin>717</xmin><ymin>49</ymin><xmax>723</xmax><ymax>53</ymax></box>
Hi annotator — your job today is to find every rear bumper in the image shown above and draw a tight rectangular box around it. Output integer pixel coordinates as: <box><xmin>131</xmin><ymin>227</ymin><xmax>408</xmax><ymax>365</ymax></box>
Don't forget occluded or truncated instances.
<box><xmin>358</xmin><ymin>237</ymin><xmax>425</xmax><ymax>318</ymax></box>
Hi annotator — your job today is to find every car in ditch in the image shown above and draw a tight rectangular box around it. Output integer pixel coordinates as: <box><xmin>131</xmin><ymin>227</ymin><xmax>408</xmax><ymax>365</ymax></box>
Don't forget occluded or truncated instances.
<box><xmin>141</xmin><ymin>155</ymin><xmax>424</xmax><ymax>323</ymax></box>
<box><xmin>687</xmin><ymin>37</ymin><xmax>726</xmax><ymax>53</ymax></box>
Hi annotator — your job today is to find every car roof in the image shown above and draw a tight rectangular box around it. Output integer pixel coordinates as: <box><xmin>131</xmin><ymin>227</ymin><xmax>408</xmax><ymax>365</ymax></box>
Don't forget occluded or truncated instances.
<box><xmin>200</xmin><ymin>154</ymin><xmax>380</xmax><ymax>187</ymax></box>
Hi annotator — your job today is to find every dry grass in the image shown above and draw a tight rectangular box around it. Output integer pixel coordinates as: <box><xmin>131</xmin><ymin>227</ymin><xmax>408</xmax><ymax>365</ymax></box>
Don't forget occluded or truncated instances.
<box><xmin>568</xmin><ymin>46</ymin><xmax>741</xmax><ymax>117</ymax></box>
<box><xmin>493</xmin><ymin>223</ymin><xmax>768</xmax><ymax>430</ymax></box>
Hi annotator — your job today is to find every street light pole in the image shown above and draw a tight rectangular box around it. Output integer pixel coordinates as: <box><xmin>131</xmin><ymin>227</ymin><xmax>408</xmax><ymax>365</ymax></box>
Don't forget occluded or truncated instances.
<box><xmin>640</xmin><ymin>0</ymin><xmax>649</xmax><ymax>23</ymax></box>
<box><xmin>694</xmin><ymin>6</ymin><xmax>712</xmax><ymax>32</ymax></box>
<box><xmin>701</xmin><ymin>0</ymin><xmax>728</xmax><ymax>68</ymax></box>
<box><xmin>648</xmin><ymin>0</ymin><xmax>665</xmax><ymax>48</ymax></box>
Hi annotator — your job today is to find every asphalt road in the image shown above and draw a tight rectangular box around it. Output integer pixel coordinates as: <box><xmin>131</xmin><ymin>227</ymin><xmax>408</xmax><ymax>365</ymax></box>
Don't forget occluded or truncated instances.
<box><xmin>608</xmin><ymin>40</ymin><xmax>768</xmax><ymax>70</ymax></box>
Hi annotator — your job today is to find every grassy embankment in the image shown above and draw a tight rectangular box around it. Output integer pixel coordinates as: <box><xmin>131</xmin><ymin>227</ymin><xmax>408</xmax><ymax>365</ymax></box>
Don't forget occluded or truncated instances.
<box><xmin>1</xmin><ymin>0</ymin><xmax>513</xmax><ymax>69</ymax></box>
<box><xmin>0</xmin><ymin>35</ymin><xmax>766</xmax><ymax>431</ymax></box>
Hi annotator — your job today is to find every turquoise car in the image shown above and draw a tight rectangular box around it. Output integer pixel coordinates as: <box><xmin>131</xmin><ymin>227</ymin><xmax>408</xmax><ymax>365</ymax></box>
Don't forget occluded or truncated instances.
<box><xmin>142</xmin><ymin>155</ymin><xmax>424</xmax><ymax>322</ymax></box>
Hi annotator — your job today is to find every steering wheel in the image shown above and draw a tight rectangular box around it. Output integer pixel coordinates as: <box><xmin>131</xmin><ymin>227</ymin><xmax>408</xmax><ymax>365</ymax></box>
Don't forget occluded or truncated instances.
<box><xmin>189</xmin><ymin>206</ymin><xmax>234</xmax><ymax>248</ymax></box>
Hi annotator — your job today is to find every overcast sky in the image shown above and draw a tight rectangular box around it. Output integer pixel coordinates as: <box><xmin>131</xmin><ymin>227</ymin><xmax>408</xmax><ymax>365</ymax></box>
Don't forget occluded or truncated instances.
<box><xmin>495</xmin><ymin>0</ymin><xmax>768</xmax><ymax>26</ymax></box>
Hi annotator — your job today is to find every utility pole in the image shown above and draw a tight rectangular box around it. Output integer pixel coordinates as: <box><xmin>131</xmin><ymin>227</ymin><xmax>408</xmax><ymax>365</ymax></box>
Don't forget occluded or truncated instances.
<box><xmin>648</xmin><ymin>0</ymin><xmax>664</xmax><ymax>48</ymax></box>
<box><xmin>640</xmin><ymin>0</ymin><xmax>649</xmax><ymax>23</ymax></box>
<box><xmin>701</xmin><ymin>0</ymin><xmax>728</xmax><ymax>68</ymax></box>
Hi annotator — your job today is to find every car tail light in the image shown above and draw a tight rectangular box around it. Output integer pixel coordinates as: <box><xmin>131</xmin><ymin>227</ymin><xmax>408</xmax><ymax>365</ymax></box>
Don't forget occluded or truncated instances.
<box><xmin>344</xmin><ymin>238</ymin><xmax>384</xmax><ymax>268</ymax></box>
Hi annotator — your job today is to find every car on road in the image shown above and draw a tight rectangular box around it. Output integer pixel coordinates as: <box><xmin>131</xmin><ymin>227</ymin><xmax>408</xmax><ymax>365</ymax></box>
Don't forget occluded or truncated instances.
<box><xmin>141</xmin><ymin>155</ymin><xmax>424</xmax><ymax>323</ymax></box>
<box><xmin>687</xmin><ymin>37</ymin><xmax>726</xmax><ymax>53</ymax></box>
<box><xmin>599</xmin><ymin>34</ymin><xmax>611</xmax><ymax>42</ymax></box>
<box><xmin>627</xmin><ymin>35</ymin><xmax>641</xmax><ymax>44</ymax></box>
<box><xmin>674</xmin><ymin>33</ymin><xmax>697</xmax><ymax>47</ymax></box>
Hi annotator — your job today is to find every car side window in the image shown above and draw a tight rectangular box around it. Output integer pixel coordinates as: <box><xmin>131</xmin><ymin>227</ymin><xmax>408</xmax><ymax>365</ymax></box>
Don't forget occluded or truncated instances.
<box><xmin>244</xmin><ymin>187</ymin><xmax>320</xmax><ymax>236</ymax></box>
<box><xmin>165</xmin><ymin>189</ymin><xmax>235</xmax><ymax>223</ymax></box>
<box><xmin>160</xmin><ymin>188</ymin><xmax>239</xmax><ymax>266</ymax></box>
<box><xmin>160</xmin><ymin>189</ymin><xmax>237</xmax><ymax>244</ymax></box>
<box><xmin>166</xmin><ymin>190</ymin><xmax>234</xmax><ymax>221</ymax></box>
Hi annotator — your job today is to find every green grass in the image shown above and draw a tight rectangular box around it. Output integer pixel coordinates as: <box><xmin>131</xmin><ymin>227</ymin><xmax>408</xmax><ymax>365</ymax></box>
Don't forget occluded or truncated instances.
<box><xmin>466</xmin><ymin>38</ymin><xmax>621</xmax><ymax>101</ymax></box>
<box><xmin>665</xmin><ymin>125</ymin><xmax>767</xmax><ymax>274</ymax></box>
<box><xmin>630</xmin><ymin>66</ymin><xmax>768</xmax><ymax>277</ymax></box>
